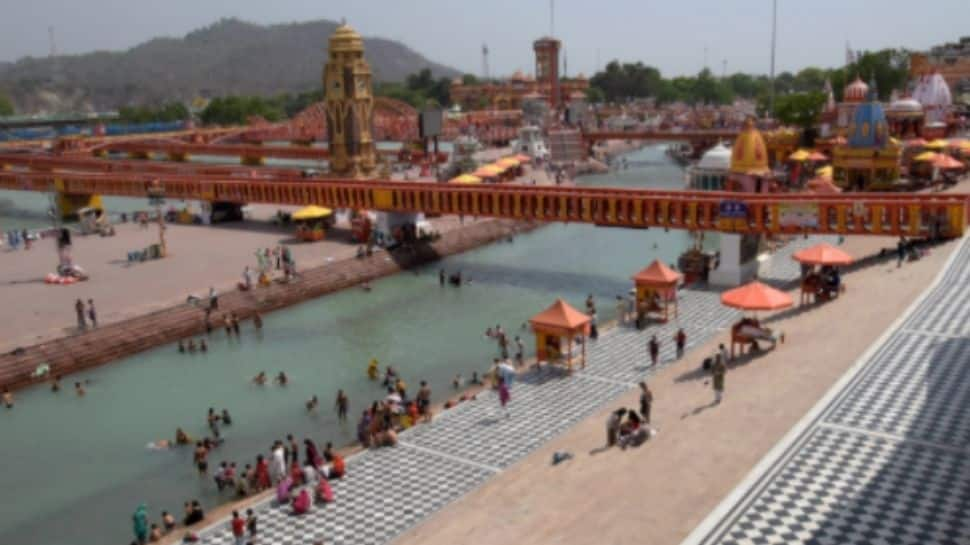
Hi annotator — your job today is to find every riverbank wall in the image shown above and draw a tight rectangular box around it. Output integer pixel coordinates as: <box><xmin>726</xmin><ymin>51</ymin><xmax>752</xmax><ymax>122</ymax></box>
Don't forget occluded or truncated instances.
<box><xmin>0</xmin><ymin>218</ymin><xmax>538</xmax><ymax>392</ymax></box>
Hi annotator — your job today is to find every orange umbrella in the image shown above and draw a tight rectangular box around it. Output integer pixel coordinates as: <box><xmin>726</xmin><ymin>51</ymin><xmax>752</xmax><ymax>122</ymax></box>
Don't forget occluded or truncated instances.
<box><xmin>904</xmin><ymin>138</ymin><xmax>927</xmax><ymax>148</ymax></box>
<box><xmin>514</xmin><ymin>153</ymin><xmax>532</xmax><ymax>163</ymax></box>
<box><xmin>933</xmin><ymin>154</ymin><xmax>964</xmax><ymax>170</ymax></box>
<box><xmin>721</xmin><ymin>281</ymin><xmax>793</xmax><ymax>311</ymax></box>
<box><xmin>793</xmin><ymin>243</ymin><xmax>853</xmax><ymax>266</ymax></box>
<box><xmin>807</xmin><ymin>151</ymin><xmax>828</xmax><ymax>162</ymax></box>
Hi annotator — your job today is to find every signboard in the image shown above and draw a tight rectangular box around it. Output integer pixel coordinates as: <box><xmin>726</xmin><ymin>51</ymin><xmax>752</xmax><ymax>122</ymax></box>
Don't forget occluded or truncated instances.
<box><xmin>779</xmin><ymin>203</ymin><xmax>819</xmax><ymax>228</ymax></box>
<box><xmin>718</xmin><ymin>200</ymin><xmax>749</xmax><ymax>218</ymax></box>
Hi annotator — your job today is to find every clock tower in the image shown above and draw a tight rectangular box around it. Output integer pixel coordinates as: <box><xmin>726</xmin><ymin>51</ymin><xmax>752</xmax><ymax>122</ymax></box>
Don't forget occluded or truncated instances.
<box><xmin>323</xmin><ymin>23</ymin><xmax>377</xmax><ymax>177</ymax></box>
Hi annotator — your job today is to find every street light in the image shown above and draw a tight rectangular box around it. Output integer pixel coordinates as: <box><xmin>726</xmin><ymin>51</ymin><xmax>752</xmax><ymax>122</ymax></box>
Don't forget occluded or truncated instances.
<box><xmin>147</xmin><ymin>179</ymin><xmax>167</xmax><ymax>258</ymax></box>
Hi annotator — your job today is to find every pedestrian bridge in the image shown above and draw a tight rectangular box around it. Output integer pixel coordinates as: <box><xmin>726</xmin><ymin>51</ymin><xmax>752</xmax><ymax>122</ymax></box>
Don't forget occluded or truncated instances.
<box><xmin>0</xmin><ymin>167</ymin><xmax>966</xmax><ymax>238</ymax></box>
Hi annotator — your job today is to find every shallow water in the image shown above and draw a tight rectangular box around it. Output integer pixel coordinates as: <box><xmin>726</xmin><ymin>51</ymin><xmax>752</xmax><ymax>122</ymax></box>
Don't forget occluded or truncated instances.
<box><xmin>0</xmin><ymin>145</ymin><xmax>708</xmax><ymax>545</ymax></box>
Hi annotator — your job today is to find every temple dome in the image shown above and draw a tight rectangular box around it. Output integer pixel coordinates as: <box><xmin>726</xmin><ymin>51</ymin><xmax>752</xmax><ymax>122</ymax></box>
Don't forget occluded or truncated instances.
<box><xmin>697</xmin><ymin>143</ymin><xmax>732</xmax><ymax>171</ymax></box>
<box><xmin>329</xmin><ymin>24</ymin><xmax>364</xmax><ymax>54</ymax></box>
<box><xmin>913</xmin><ymin>72</ymin><xmax>953</xmax><ymax>108</ymax></box>
<box><xmin>847</xmin><ymin>94</ymin><xmax>890</xmax><ymax>149</ymax></box>
<box><xmin>844</xmin><ymin>76</ymin><xmax>869</xmax><ymax>103</ymax></box>
<box><xmin>730</xmin><ymin>119</ymin><xmax>770</xmax><ymax>175</ymax></box>
<box><xmin>887</xmin><ymin>98</ymin><xmax>923</xmax><ymax>113</ymax></box>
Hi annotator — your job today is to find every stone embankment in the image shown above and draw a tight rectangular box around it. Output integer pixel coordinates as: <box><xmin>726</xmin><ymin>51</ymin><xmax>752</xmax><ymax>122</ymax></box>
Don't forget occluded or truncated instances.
<box><xmin>0</xmin><ymin>218</ymin><xmax>535</xmax><ymax>391</ymax></box>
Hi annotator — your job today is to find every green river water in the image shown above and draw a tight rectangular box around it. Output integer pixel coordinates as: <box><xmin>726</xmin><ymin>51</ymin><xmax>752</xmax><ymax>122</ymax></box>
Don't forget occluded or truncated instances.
<box><xmin>0</xmin><ymin>145</ymin><xmax>709</xmax><ymax>545</ymax></box>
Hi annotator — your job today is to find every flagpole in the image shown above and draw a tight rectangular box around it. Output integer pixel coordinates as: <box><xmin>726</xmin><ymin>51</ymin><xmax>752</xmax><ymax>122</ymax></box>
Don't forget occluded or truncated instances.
<box><xmin>768</xmin><ymin>0</ymin><xmax>777</xmax><ymax>117</ymax></box>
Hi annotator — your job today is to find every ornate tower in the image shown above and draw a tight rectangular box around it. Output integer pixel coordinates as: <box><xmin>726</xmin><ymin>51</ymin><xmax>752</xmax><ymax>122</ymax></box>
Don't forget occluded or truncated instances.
<box><xmin>533</xmin><ymin>37</ymin><xmax>561</xmax><ymax>108</ymax></box>
<box><xmin>323</xmin><ymin>24</ymin><xmax>377</xmax><ymax>178</ymax></box>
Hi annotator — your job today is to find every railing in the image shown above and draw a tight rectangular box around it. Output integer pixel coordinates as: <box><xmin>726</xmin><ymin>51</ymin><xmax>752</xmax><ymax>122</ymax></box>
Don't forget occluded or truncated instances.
<box><xmin>0</xmin><ymin>170</ymin><xmax>965</xmax><ymax>238</ymax></box>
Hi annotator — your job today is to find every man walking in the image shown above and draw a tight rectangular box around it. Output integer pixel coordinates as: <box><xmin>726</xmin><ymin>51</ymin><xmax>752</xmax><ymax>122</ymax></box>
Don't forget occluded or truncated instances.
<box><xmin>230</xmin><ymin>510</ymin><xmax>246</xmax><ymax>545</ymax></box>
<box><xmin>648</xmin><ymin>335</ymin><xmax>660</xmax><ymax>367</ymax></box>
<box><xmin>87</xmin><ymin>299</ymin><xmax>98</xmax><ymax>328</ymax></box>
<box><xmin>639</xmin><ymin>382</ymin><xmax>653</xmax><ymax>425</ymax></box>
<box><xmin>712</xmin><ymin>356</ymin><xmax>726</xmax><ymax>404</ymax></box>
<box><xmin>674</xmin><ymin>328</ymin><xmax>686</xmax><ymax>359</ymax></box>
<box><xmin>514</xmin><ymin>336</ymin><xmax>524</xmax><ymax>367</ymax></box>
<box><xmin>74</xmin><ymin>299</ymin><xmax>87</xmax><ymax>331</ymax></box>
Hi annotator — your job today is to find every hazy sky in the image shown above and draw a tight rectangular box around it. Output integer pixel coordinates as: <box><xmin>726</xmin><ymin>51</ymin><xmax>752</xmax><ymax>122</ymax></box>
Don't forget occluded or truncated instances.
<box><xmin>1</xmin><ymin>0</ymin><xmax>968</xmax><ymax>77</ymax></box>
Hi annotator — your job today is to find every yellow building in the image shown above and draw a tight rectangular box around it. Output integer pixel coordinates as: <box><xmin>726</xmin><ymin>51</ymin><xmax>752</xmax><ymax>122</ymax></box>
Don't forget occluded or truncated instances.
<box><xmin>833</xmin><ymin>84</ymin><xmax>901</xmax><ymax>191</ymax></box>
<box><xmin>324</xmin><ymin>24</ymin><xmax>377</xmax><ymax>178</ymax></box>
<box><xmin>726</xmin><ymin>118</ymin><xmax>772</xmax><ymax>193</ymax></box>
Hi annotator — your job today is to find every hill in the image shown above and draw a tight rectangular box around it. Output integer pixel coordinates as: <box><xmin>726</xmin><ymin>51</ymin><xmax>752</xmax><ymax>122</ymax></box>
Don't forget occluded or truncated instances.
<box><xmin>0</xmin><ymin>18</ymin><xmax>460</xmax><ymax>114</ymax></box>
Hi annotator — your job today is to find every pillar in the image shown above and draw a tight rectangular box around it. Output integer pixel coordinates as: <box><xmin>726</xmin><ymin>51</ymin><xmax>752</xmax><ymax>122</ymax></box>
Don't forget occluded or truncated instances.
<box><xmin>708</xmin><ymin>233</ymin><xmax>760</xmax><ymax>287</ymax></box>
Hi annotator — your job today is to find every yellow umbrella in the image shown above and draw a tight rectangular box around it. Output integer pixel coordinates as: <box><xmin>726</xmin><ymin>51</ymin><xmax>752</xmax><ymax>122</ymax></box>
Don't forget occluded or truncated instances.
<box><xmin>788</xmin><ymin>149</ymin><xmax>810</xmax><ymax>161</ymax></box>
<box><xmin>496</xmin><ymin>157</ymin><xmax>521</xmax><ymax>168</ymax></box>
<box><xmin>924</xmin><ymin>139</ymin><xmax>947</xmax><ymax>150</ymax></box>
<box><xmin>815</xmin><ymin>165</ymin><xmax>833</xmax><ymax>179</ymax></box>
<box><xmin>473</xmin><ymin>164</ymin><xmax>504</xmax><ymax>177</ymax></box>
<box><xmin>450</xmin><ymin>174</ymin><xmax>482</xmax><ymax>184</ymax></box>
<box><xmin>913</xmin><ymin>151</ymin><xmax>940</xmax><ymax>162</ymax></box>
<box><xmin>291</xmin><ymin>205</ymin><xmax>333</xmax><ymax>221</ymax></box>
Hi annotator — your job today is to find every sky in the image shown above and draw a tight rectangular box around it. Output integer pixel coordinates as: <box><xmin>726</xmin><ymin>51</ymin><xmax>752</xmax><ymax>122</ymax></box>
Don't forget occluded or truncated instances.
<box><xmin>1</xmin><ymin>0</ymin><xmax>968</xmax><ymax>78</ymax></box>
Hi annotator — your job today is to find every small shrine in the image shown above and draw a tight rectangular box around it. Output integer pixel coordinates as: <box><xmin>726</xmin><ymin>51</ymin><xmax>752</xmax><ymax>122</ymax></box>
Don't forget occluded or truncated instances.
<box><xmin>832</xmin><ymin>80</ymin><xmax>901</xmax><ymax>191</ymax></box>
<box><xmin>528</xmin><ymin>299</ymin><xmax>591</xmax><ymax>371</ymax></box>
<box><xmin>631</xmin><ymin>260</ymin><xmax>682</xmax><ymax>326</ymax></box>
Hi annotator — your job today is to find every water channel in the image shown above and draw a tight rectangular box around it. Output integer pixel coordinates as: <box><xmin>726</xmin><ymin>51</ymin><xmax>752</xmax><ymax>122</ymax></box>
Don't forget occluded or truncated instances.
<box><xmin>0</xmin><ymin>144</ymin><xmax>712</xmax><ymax>545</ymax></box>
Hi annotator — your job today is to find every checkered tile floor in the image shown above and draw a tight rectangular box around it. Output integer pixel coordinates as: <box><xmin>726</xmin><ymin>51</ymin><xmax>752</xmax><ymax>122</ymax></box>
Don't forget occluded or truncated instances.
<box><xmin>690</xmin><ymin>236</ymin><xmax>970</xmax><ymax>545</ymax></box>
<box><xmin>192</xmin><ymin>237</ymin><xmax>817</xmax><ymax>545</ymax></box>
<box><xmin>715</xmin><ymin>427</ymin><xmax>970</xmax><ymax>545</ymax></box>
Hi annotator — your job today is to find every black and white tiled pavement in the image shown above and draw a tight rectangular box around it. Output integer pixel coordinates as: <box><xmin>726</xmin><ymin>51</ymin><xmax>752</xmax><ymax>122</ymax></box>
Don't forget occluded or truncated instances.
<box><xmin>685</xmin><ymin>236</ymin><xmax>970</xmax><ymax>545</ymax></box>
<box><xmin>192</xmin><ymin>237</ymin><xmax>818</xmax><ymax>545</ymax></box>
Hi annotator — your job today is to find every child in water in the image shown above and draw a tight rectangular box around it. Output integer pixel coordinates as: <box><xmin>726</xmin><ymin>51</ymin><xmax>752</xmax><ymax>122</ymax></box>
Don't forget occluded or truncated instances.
<box><xmin>367</xmin><ymin>359</ymin><xmax>379</xmax><ymax>380</ymax></box>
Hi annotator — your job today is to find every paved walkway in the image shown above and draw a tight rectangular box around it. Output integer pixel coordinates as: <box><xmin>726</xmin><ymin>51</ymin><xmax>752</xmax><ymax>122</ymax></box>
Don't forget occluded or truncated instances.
<box><xmin>192</xmin><ymin>239</ymin><xmax>818</xmax><ymax>545</ymax></box>
<box><xmin>683</xmin><ymin>236</ymin><xmax>970</xmax><ymax>545</ymax></box>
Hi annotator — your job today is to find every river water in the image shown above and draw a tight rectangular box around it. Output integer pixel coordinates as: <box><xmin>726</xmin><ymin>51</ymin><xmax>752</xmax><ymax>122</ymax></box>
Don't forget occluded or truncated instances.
<box><xmin>0</xmin><ymin>145</ymin><xmax>707</xmax><ymax>545</ymax></box>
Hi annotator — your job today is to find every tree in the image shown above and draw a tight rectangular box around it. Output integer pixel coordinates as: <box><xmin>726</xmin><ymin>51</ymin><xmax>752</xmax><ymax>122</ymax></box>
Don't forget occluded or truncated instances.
<box><xmin>199</xmin><ymin>96</ymin><xmax>284</xmax><ymax>125</ymax></box>
<box><xmin>771</xmin><ymin>92</ymin><xmax>827</xmax><ymax>128</ymax></box>
<box><xmin>846</xmin><ymin>49</ymin><xmax>910</xmax><ymax>100</ymax></box>
<box><xmin>461</xmin><ymin>74</ymin><xmax>479</xmax><ymax>85</ymax></box>
<box><xmin>0</xmin><ymin>93</ymin><xmax>14</xmax><ymax>116</ymax></box>
<box><xmin>118</xmin><ymin>102</ymin><xmax>189</xmax><ymax>123</ymax></box>
<box><xmin>585</xmin><ymin>86</ymin><xmax>605</xmax><ymax>104</ymax></box>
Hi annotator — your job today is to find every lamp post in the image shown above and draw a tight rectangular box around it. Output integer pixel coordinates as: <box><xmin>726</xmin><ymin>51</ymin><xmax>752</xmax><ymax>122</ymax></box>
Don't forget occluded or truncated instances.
<box><xmin>147</xmin><ymin>179</ymin><xmax>167</xmax><ymax>257</ymax></box>
<box><xmin>768</xmin><ymin>0</ymin><xmax>778</xmax><ymax>118</ymax></box>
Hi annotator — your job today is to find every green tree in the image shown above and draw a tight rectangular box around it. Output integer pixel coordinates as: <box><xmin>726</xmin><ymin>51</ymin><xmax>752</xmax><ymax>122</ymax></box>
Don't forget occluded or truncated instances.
<box><xmin>461</xmin><ymin>74</ymin><xmax>479</xmax><ymax>85</ymax></box>
<box><xmin>118</xmin><ymin>102</ymin><xmax>189</xmax><ymax>123</ymax></box>
<box><xmin>199</xmin><ymin>96</ymin><xmax>284</xmax><ymax>125</ymax></box>
<box><xmin>0</xmin><ymin>93</ymin><xmax>14</xmax><ymax>116</ymax></box>
<box><xmin>585</xmin><ymin>86</ymin><xmax>605</xmax><ymax>104</ymax></box>
<box><xmin>846</xmin><ymin>49</ymin><xmax>910</xmax><ymax>100</ymax></box>
<box><xmin>771</xmin><ymin>92</ymin><xmax>827</xmax><ymax>128</ymax></box>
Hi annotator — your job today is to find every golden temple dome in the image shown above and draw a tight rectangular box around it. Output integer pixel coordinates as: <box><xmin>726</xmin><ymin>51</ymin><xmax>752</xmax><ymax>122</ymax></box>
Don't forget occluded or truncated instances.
<box><xmin>730</xmin><ymin>118</ymin><xmax>771</xmax><ymax>176</ymax></box>
<box><xmin>329</xmin><ymin>23</ymin><xmax>364</xmax><ymax>54</ymax></box>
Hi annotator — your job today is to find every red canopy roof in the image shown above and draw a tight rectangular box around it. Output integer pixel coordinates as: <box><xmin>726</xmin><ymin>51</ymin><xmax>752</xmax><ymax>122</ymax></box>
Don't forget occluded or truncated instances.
<box><xmin>721</xmin><ymin>281</ymin><xmax>793</xmax><ymax>311</ymax></box>
<box><xmin>793</xmin><ymin>243</ymin><xmax>853</xmax><ymax>266</ymax></box>
<box><xmin>529</xmin><ymin>298</ymin><xmax>591</xmax><ymax>333</ymax></box>
<box><xmin>632</xmin><ymin>259</ymin><xmax>682</xmax><ymax>286</ymax></box>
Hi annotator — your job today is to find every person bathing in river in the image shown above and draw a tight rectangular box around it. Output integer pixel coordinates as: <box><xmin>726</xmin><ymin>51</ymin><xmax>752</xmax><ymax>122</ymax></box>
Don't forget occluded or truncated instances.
<box><xmin>367</xmin><ymin>358</ymin><xmax>379</xmax><ymax>380</ymax></box>
<box><xmin>75</xmin><ymin>381</ymin><xmax>86</xmax><ymax>397</ymax></box>
<box><xmin>199</xmin><ymin>339</ymin><xmax>208</xmax><ymax>353</ymax></box>
<box><xmin>175</xmin><ymin>428</ymin><xmax>191</xmax><ymax>445</ymax></box>
<box><xmin>178</xmin><ymin>340</ymin><xmax>185</xmax><ymax>353</ymax></box>
<box><xmin>252</xmin><ymin>371</ymin><xmax>267</xmax><ymax>386</ymax></box>
<box><xmin>306</xmin><ymin>395</ymin><xmax>319</xmax><ymax>412</ymax></box>
<box><xmin>187</xmin><ymin>339</ymin><xmax>196</xmax><ymax>353</ymax></box>
<box><xmin>275</xmin><ymin>371</ymin><xmax>288</xmax><ymax>386</ymax></box>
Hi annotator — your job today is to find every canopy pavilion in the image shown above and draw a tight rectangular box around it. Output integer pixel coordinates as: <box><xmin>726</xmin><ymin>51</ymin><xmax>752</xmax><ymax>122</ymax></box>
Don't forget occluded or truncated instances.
<box><xmin>631</xmin><ymin>259</ymin><xmax>682</xmax><ymax>327</ymax></box>
<box><xmin>291</xmin><ymin>205</ymin><xmax>334</xmax><ymax>242</ymax></box>
<box><xmin>528</xmin><ymin>299</ymin><xmax>591</xmax><ymax>372</ymax></box>
<box><xmin>720</xmin><ymin>281</ymin><xmax>792</xmax><ymax>359</ymax></box>
<box><xmin>793</xmin><ymin>243</ymin><xmax>853</xmax><ymax>304</ymax></box>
